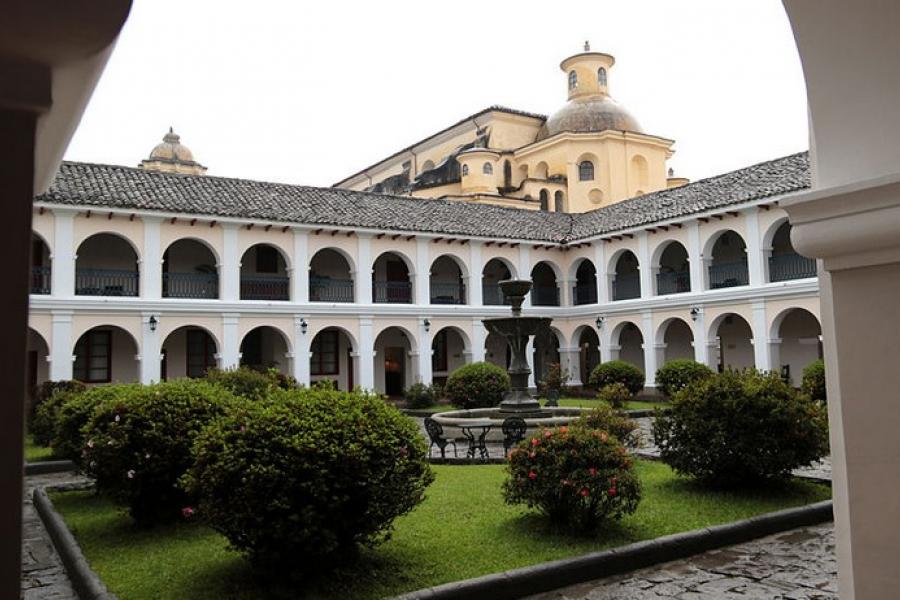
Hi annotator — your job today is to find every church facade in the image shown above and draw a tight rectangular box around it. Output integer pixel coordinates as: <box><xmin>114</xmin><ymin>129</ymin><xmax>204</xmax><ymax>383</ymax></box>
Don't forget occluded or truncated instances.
<box><xmin>26</xmin><ymin>47</ymin><xmax>822</xmax><ymax>398</ymax></box>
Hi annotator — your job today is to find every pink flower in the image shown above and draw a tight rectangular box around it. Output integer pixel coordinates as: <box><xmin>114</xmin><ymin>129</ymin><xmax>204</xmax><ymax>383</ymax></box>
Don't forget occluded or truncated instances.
<box><xmin>580</xmin><ymin>487</ymin><xmax>590</xmax><ymax>497</ymax></box>
<box><xmin>607</xmin><ymin>488</ymin><xmax>617</xmax><ymax>497</ymax></box>
<box><xmin>528</xmin><ymin>471</ymin><xmax>537</xmax><ymax>480</ymax></box>
<box><xmin>126</xmin><ymin>469</ymin><xmax>135</xmax><ymax>479</ymax></box>
<box><xmin>589</xmin><ymin>467</ymin><xmax>598</xmax><ymax>476</ymax></box>
<box><xmin>239</xmin><ymin>424</ymin><xmax>246</xmax><ymax>433</ymax></box>
<box><xmin>181</xmin><ymin>506</ymin><xmax>195</xmax><ymax>519</ymax></box>
<box><xmin>531</xmin><ymin>438</ymin><xmax>540</xmax><ymax>447</ymax></box>
<box><xmin>529</xmin><ymin>451</ymin><xmax>536</xmax><ymax>459</ymax></box>
<box><xmin>544</xmin><ymin>430</ymin><xmax>553</xmax><ymax>439</ymax></box>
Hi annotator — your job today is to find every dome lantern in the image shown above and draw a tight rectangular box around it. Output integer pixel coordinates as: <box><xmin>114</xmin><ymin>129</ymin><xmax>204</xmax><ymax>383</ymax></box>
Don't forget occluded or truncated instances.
<box><xmin>139</xmin><ymin>127</ymin><xmax>207</xmax><ymax>175</ymax></box>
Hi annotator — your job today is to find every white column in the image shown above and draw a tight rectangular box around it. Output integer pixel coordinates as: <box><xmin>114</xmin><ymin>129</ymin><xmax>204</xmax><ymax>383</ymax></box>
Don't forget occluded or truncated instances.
<box><xmin>292</xmin><ymin>229</ymin><xmax>309</xmax><ymax>304</ymax></box>
<box><xmin>357</xmin><ymin>316</ymin><xmax>375</xmax><ymax>390</ymax></box>
<box><xmin>139</xmin><ymin>313</ymin><xmax>161</xmax><ymax>383</ymax></box>
<box><xmin>292</xmin><ymin>315</ymin><xmax>310</xmax><ymax>386</ymax></box>
<box><xmin>50</xmin><ymin>210</ymin><xmax>75</xmax><ymax>297</ymax></box>
<box><xmin>559</xmin><ymin>278</ymin><xmax>572</xmax><ymax>307</ymax></box>
<box><xmin>49</xmin><ymin>312</ymin><xmax>73</xmax><ymax>380</ymax></box>
<box><xmin>559</xmin><ymin>346</ymin><xmax>582</xmax><ymax>386</ymax></box>
<box><xmin>219</xmin><ymin>313</ymin><xmax>240</xmax><ymax>369</ymax></box>
<box><xmin>641</xmin><ymin>311</ymin><xmax>658</xmax><ymax>387</ymax></box>
<box><xmin>415</xmin><ymin>238</ymin><xmax>430</xmax><ymax>305</ymax></box>
<box><xmin>221</xmin><ymin>224</ymin><xmax>240</xmax><ymax>302</ymax></box>
<box><xmin>638</xmin><ymin>231</ymin><xmax>653</xmax><ymax>299</ymax></box>
<box><xmin>470</xmin><ymin>318</ymin><xmax>486</xmax><ymax>362</ymax></box>
<box><xmin>751</xmin><ymin>299</ymin><xmax>771</xmax><ymax>371</ymax></box>
<box><xmin>594</xmin><ymin>242</ymin><xmax>609</xmax><ymax>304</ymax></box>
<box><xmin>768</xmin><ymin>338</ymin><xmax>783</xmax><ymax>376</ymax></box>
<box><xmin>518</xmin><ymin>244</ymin><xmax>532</xmax><ymax>307</ymax></box>
<box><xmin>687</xmin><ymin>220</ymin><xmax>703</xmax><ymax>293</ymax></box>
<box><xmin>356</xmin><ymin>234</ymin><xmax>372</xmax><ymax>304</ymax></box>
<box><xmin>142</xmin><ymin>217</ymin><xmax>162</xmax><ymax>299</ymax></box>
<box><xmin>599</xmin><ymin>323</ymin><xmax>613</xmax><ymax>363</ymax></box>
<box><xmin>744</xmin><ymin>207</ymin><xmax>765</xmax><ymax>287</ymax></box>
<box><xmin>690</xmin><ymin>307</ymin><xmax>710</xmax><ymax>367</ymax></box>
<box><xmin>469</xmin><ymin>241</ymin><xmax>483</xmax><ymax>306</ymax></box>
<box><xmin>416</xmin><ymin>318</ymin><xmax>432</xmax><ymax>384</ymax></box>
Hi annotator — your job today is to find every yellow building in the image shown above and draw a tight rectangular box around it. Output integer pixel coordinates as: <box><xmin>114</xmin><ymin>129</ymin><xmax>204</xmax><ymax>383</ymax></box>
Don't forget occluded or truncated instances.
<box><xmin>335</xmin><ymin>43</ymin><xmax>686</xmax><ymax>212</ymax></box>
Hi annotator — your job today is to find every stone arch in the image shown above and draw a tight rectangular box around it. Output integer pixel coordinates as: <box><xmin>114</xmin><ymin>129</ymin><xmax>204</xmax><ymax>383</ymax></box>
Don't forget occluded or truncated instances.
<box><xmin>309</xmin><ymin>326</ymin><xmax>357</xmax><ymax>391</ymax></box>
<box><xmin>656</xmin><ymin>317</ymin><xmax>695</xmax><ymax>364</ymax></box>
<box><xmin>534</xmin><ymin>161</ymin><xmax>549</xmax><ymax>179</ymax></box>
<box><xmin>162</xmin><ymin>237</ymin><xmax>219</xmax><ymax>299</ymax></box>
<box><xmin>572</xmin><ymin>324</ymin><xmax>601</xmax><ymax>385</ymax></box>
<box><xmin>73</xmin><ymin>324</ymin><xmax>140</xmax><ymax>383</ymax></box>
<box><xmin>707</xmin><ymin>312</ymin><xmax>754</xmax><ymax>372</ymax></box>
<box><xmin>374</xmin><ymin>325</ymin><xmax>416</xmax><ymax>397</ymax></box>
<box><xmin>611</xmin><ymin>321</ymin><xmax>645</xmax><ymax>372</ymax></box>
<box><xmin>609</xmin><ymin>249</ymin><xmax>641</xmax><ymax>300</ymax></box>
<box><xmin>533</xmin><ymin>327</ymin><xmax>563</xmax><ymax>384</ymax></box>
<box><xmin>704</xmin><ymin>229</ymin><xmax>749</xmax><ymax>289</ymax></box>
<box><xmin>482</xmin><ymin>257</ymin><xmax>516</xmax><ymax>305</ymax></box>
<box><xmin>239</xmin><ymin>325</ymin><xmax>292</xmax><ymax>375</ymax></box>
<box><xmin>75</xmin><ymin>232</ymin><xmax>140</xmax><ymax>296</ymax></box>
<box><xmin>554</xmin><ymin>190</ymin><xmax>565</xmax><ymax>212</ymax></box>
<box><xmin>539</xmin><ymin>189</ymin><xmax>549</xmax><ymax>211</ymax></box>
<box><xmin>530</xmin><ymin>260</ymin><xmax>561</xmax><ymax>306</ymax></box>
<box><xmin>430</xmin><ymin>254</ymin><xmax>467</xmax><ymax>304</ymax></box>
<box><xmin>570</xmin><ymin>257</ymin><xmax>598</xmax><ymax>305</ymax></box>
<box><xmin>309</xmin><ymin>247</ymin><xmax>355</xmax><ymax>302</ymax></box>
<box><xmin>31</xmin><ymin>231</ymin><xmax>52</xmax><ymax>294</ymax></box>
<box><xmin>421</xmin><ymin>159</ymin><xmax>435</xmax><ymax>173</ymax></box>
<box><xmin>372</xmin><ymin>250</ymin><xmax>414</xmax><ymax>304</ymax></box>
<box><xmin>652</xmin><ymin>240</ymin><xmax>691</xmax><ymax>295</ymax></box>
<box><xmin>430</xmin><ymin>325</ymin><xmax>472</xmax><ymax>384</ymax></box>
<box><xmin>239</xmin><ymin>243</ymin><xmax>291</xmax><ymax>301</ymax></box>
<box><xmin>160</xmin><ymin>324</ymin><xmax>220</xmax><ymax>379</ymax></box>
<box><xmin>630</xmin><ymin>154</ymin><xmax>649</xmax><ymax>189</ymax></box>
<box><xmin>768</xmin><ymin>307</ymin><xmax>823</xmax><ymax>385</ymax></box>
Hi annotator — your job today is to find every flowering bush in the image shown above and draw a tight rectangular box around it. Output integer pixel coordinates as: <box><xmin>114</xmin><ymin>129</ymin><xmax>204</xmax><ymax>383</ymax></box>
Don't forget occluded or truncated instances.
<box><xmin>597</xmin><ymin>382</ymin><xmax>632</xmax><ymax>409</ymax></box>
<box><xmin>575</xmin><ymin>404</ymin><xmax>641</xmax><ymax>447</ymax></box>
<box><xmin>652</xmin><ymin>369</ymin><xmax>829</xmax><ymax>487</ymax></box>
<box><xmin>29</xmin><ymin>380</ymin><xmax>87</xmax><ymax>446</ymax></box>
<box><xmin>183</xmin><ymin>384</ymin><xmax>434</xmax><ymax>569</ymax></box>
<box><xmin>588</xmin><ymin>361</ymin><xmax>645</xmax><ymax>396</ymax></box>
<box><xmin>205</xmin><ymin>366</ymin><xmax>293</xmax><ymax>401</ymax></box>
<box><xmin>82</xmin><ymin>379</ymin><xmax>237</xmax><ymax>525</ymax></box>
<box><xmin>801</xmin><ymin>359</ymin><xmax>826</xmax><ymax>401</ymax></box>
<box><xmin>503</xmin><ymin>425</ymin><xmax>641</xmax><ymax>531</ymax></box>
<box><xmin>655</xmin><ymin>359</ymin><xmax>714</xmax><ymax>398</ymax></box>
<box><xmin>444</xmin><ymin>361</ymin><xmax>510</xmax><ymax>409</ymax></box>
<box><xmin>52</xmin><ymin>384</ymin><xmax>138</xmax><ymax>463</ymax></box>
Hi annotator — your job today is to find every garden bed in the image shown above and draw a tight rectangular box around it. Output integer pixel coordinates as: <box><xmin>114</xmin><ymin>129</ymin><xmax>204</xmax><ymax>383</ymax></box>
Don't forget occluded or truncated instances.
<box><xmin>50</xmin><ymin>461</ymin><xmax>829</xmax><ymax>600</ymax></box>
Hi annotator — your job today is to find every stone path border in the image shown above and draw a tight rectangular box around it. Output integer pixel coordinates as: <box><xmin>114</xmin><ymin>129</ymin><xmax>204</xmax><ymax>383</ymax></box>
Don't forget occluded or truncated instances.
<box><xmin>32</xmin><ymin>482</ymin><xmax>117</xmax><ymax>600</ymax></box>
<box><xmin>25</xmin><ymin>460</ymin><xmax>76</xmax><ymax>476</ymax></box>
<box><xmin>391</xmin><ymin>500</ymin><xmax>833</xmax><ymax>600</ymax></box>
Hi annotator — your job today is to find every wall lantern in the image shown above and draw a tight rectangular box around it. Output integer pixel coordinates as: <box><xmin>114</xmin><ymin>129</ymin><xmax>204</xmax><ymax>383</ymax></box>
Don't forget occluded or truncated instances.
<box><xmin>148</xmin><ymin>315</ymin><xmax>158</xmax><ymax>332</ymax></box>
<box><xmin>423</xmin><ymin>318</ymin><xmax>431</xmax><ymax>333</ymax></box>
<box><xmin>690</xmin><ymin>307</ymin><xmax>701</xmax><ymax>321</ymax></box>
<box><xmin>300</xmin><ymin>318</ymin><xmax>308</xmax><ymax>334</ymax></box>
<box><xmin>595</xmin><ymin>316</ymin><xmax>605</xmax><ymax>330</ymax></box>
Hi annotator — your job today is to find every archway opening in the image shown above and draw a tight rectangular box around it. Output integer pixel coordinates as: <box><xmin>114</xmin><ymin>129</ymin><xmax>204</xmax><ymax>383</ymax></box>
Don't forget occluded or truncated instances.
<box><xmin>75</xmin><ymin>233</ymin><xmax>139</xmax><ymax>296</ymax></box>
<box><xmin>310</xmin><ymin>248</ymin><xmax>354</xmax><ymax>302</ymax></box>
<box><xmin>539</xmin><ymin>189</ymin><xmax>549</xmax><ymax>211</ymax></box>
<box><xmin>577</xmin><ymin>327</ymin><xmax>601</xmax><ymax>387</ymax></box>
<box><xmin>708</xmin><ymin>230</ymin><xmax>748</xmax><ymax>289</ymax></box>
<box><xmin>533</xmin><ymin>330</ymin><xmax>561</xmax><ymax>385</ymax></box>
<box><xmin>161</xmin><ymin>326</ymin><xmax>217</xmax><ymax>380</ymax></box>
<box><xmin>775</xmin><ymin>308</ymin><xmax>822</xmax><ymax>386</ymax></box>
<box><xmin>554</xmin><ymin>190</ymin><xmax>565</xmax><ymax>212</ymax></box>
<box><xmin>769</xmin><ymin>222</ymin><xmax>816</xmax><ymax>282</ymax></box>
<box><xmin>573</xmin><ymin>260</ymin><xmax>598</xmax><ymax>305</ymax></box>
<box><xmin>713</xmin><ymin>314</ymin><xmax>753</xmax><ymax>371</ymax></box>
<box><xmin>530</xmin><ymin>262</ymin><xmax>559</xmax><ymax>306</ymax></box>
<box><xmin>310</xmin><ymin>327</ymin><xmax>355</xmax><ymax>391</ymax></box>
<box><xmin>656</xmin><ymin>242</ymin><xmax>690</xmax><ymax>295</ymax></box>
<box><xmin>240</xmin><ymin>244</ymin><xmax>289</xmax><ymax>301</ymax></box>
<box><xmin>612</xmin><ymin>251</ymin><xmax>640</xmax><ymax>300</ymax></box>
<box><xmin>372</xmin><ymin>252</ymin><xmax>412</xmax><ymax>304</ymax></box>
<box><xmin>74</xmin><ymin>325</ymin><xmax>139</xmax><ymax>383</ymax></box>
<box><xmin>431</xmin><ymin>327</ymin><xmax>469</xmax><ymax>386</ymax></box>
<box><xmin>617</xmin><ymin>322</ymin><xmax>645</xmax><ymax>372</ymax></box>
<box><xmin>162</xmin><ymin>239</ymin><xmax>218</xmax><ymax>299</ymax></box>
<box><xmin>374</xmin><ymin>327</ymin><xmax>412</xmax><ymax>397</ymax></box>
<box><xmin>662</xmin><ymin>319</ymin><xmax>694</xmax><ymax>363</ymax></box>
<box><xmin>240</xmin><ymin>326</ymin><xmax>290</xmax><ymax>375</ymax></box>
<box><xmin>430</xmin><ymin>255</ymin><xmax>466</xmax><ymax>305</ymax></box>
<box><xmin>482</xmin><ymin>258</ymin><xmax>512</xmax><ymax>306</ymax></box>
<box><xmin>31</xmin><ymin>233</ymin><xmax>51</xmax><ymax>295</ymax></box>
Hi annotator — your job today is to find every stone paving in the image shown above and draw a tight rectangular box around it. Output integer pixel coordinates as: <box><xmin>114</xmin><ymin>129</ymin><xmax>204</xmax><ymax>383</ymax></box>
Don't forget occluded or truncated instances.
<box><xmin>524</xmin><ymin>524</ymin><xmax>838</xmax><ymax>600</ymax></box>
<box><xmin>21</xmin><ymin>471</ymin><xmax>87</xmax><ymax>600</ymax></box>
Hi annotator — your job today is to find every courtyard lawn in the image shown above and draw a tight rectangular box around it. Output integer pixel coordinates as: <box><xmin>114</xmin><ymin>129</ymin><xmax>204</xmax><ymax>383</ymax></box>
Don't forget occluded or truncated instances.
<box><xmin>25</xmin><ymin>435</ymin><xmax>54</xmax><ymax>462</ymax></box>
<box><xmin>557</xmin><ymin>397</ymin><xmax>668</xmax><ymax>411</ymax></box>
<box><xmin>51</xmin><ymin>461</ymin><xmax>829</xmax><ymax>600</ymax></box>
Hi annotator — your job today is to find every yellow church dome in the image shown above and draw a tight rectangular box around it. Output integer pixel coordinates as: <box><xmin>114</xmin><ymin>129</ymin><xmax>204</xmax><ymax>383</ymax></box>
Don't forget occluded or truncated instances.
<box><xmin>149</xmin><ymin>127</ymin><xmax>196</xmax><ymax>162</ymax></box>
<box><xmin>536</xmin><ymin>95</ymin><xmax>643</xmax><ymax>141</ymax></box>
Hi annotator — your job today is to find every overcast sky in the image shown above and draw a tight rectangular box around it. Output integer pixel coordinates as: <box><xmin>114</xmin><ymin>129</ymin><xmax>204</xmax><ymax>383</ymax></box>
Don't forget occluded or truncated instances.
<box><xmin>64</xmin><ymin>0</ymin><xmax>808</xmax><ymax>187</ymax></box>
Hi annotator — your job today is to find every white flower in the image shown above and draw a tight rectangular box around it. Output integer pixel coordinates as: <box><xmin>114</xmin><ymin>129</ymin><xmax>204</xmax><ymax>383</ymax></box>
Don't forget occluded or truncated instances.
<box><xmin>86</xmin><ymin>440</ymin><xmax>94</xmax><ymax>448</ymax></box>
<box><xmin>114</xmin><ymin>414</ymin><xmax>121</xmax><ymax>422</ymax></box>
<box><xmin>126</xmin><ymin>469</ymin><xmax>135</xmax><ymax>479</ymax></box>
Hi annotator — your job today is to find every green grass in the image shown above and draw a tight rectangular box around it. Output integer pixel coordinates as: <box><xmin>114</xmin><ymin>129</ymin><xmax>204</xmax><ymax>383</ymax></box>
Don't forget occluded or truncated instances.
<box><xmin>52</xmin><ymin>461</ymin><xmax>829</xmax><ymax>600</ymax></box>
<box><xmin>25</xmin><ymin>435</ymin><xmax>54</xmax><ymax>462</ymax></box>
<box><xmin>557</xmin><ymin>397</ymin><xmax>667</xmax><ymax>411</ymax></box>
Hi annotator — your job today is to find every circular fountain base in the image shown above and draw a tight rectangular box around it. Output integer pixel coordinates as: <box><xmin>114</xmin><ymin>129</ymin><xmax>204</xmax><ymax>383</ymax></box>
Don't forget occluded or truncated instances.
<box><xmin>432</xmin><ymin>406</ymin><xmax>587</xmax><ymax>432</ymax></box>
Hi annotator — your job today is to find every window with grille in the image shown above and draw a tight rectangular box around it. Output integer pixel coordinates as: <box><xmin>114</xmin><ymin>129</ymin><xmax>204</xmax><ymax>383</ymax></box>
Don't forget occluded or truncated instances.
<box><xmin>74</xmin><ymin>330</ymin><xmax>111</xmax><ymax>383</ymax></box>
<box><xmin>187</xmin><ymin>329</ymin><xmax>216</xmax><ymax>378</ymax></box>
<box><xmin>311</xmin><ymin>330</ymin><xmax>339</xmax><ymax>375</ymax></box>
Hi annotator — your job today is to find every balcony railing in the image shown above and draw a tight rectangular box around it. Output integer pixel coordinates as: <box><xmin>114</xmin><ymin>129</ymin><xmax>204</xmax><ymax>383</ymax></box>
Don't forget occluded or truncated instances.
<box><xmin>31</xmin><ymin>266</ymin><xmax>51</xmax><ymax>295</ymax></box>
<box><xmin>373</xmin><ymin>280</ymin><xmax>412</xmax><ymax>303</ymax></box>
<box><xmin>769</xmin><ymin>253</ymin><xmax>816</xmax><ymax>282</ymax></box>
<box><xmin>531</xmin><ymin>285</ymin><xmax>560</xmax><ymax>307</ymax></box>
<box><xmin>310</xmin><ymin>277</ymin><xmax>354</xmax><ymax>302</ymax></box>
<box><xmin>163</xmin><ymin>272</ymin><xmax>218</xmax><ymax>299</ymax></box>
<box><xmin>612</xmin><ymin>273</ymin><xmax>640</xmax><ymax>300</ymax></box>
<box><xmin>708</xmin><ymin>259</ymin><xmax>749</xmax><ymax>289</ymax></box>
<box><xmin>240</xmin><ymin>276</ymin><xmax>289</xmax><ymax>301</ymax></box>
<box><xmin>75</xmin><ymin>268</ymin><xmax>139</xmax><ymax>297</ymax></box>
<box><xmin>482</xmin><ymin>283</ymin><xmax>507</xmax><ymax>306</ymax></box>
<box><xmin>656</xmin><ymin>271</ymin><xmax>691</xmax><ymax>295</ymax></box>
<box><xmin>430</xmin><ymin>282</ymin><xmax>466</xmax><ymax>305</ymax></box>
<box><xmin>573</xmin><ymin>283</ymin><xmax>598</xmax><ymax>305</ymax></box>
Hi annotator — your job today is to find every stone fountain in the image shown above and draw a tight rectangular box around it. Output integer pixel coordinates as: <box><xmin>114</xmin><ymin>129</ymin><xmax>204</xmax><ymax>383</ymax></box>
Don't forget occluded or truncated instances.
<box><xmin>432</xmin><ymin>279</ymin><xmax>584</xmax><ymax>433</ymax></box>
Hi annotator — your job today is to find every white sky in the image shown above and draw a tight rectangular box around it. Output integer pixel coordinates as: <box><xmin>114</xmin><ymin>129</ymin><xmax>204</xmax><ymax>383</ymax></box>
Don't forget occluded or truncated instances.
<box><xmin>64</xmin><ymin>0</ymin><xmax>808</xmax><ymax>187</ymax></box>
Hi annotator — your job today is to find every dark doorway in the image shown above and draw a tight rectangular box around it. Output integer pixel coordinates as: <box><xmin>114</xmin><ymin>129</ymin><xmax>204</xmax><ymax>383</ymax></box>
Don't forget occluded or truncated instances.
<box><xmin>383</xmin><ymin>346</ymin><xmax>405</xmax><ymax>396</ymax></box>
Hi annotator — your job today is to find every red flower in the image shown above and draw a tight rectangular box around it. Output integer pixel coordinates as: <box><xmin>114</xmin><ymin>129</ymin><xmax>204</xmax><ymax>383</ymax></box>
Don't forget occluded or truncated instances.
<box><xmin>559</xmin><ymin>426</ymin><xmax>569</xmax><ymax>434</ymax></box>
<box><xmin>544</xmin><ymin>430</ymin><xmax>553</xmax><ymax>439</ymax></box>
<box><xmin>531</xmin><ymin>438</ymin><xmax>540</xmax><ymax>447</ymax></box>
<box><xmin>181</xmin><ymin>506</ymin><xmax>196</xmax><ymax>519</ymax></box>
<box><xmin>607</xmin><ymin>488</ymin><xmax>617</xmax><ymax>497</ymax></box>
<box><xmin>580</xmin><ymin>487</ymin><xmax>590</xmax><ymax>497</ymax></box>
<box><xmin>610</xmin><ymin>476</ymin><xmax>618</xmax><ymax>485</ymax></box>
<box><xmin>589</xmin><ymin>467</ymin><xmax>598</xmax><ymax>476</ymax></box>
<box><xmin>528</xmin><ymin>471</ymin><xmax>538</xmax><ymax>480</ymax></box>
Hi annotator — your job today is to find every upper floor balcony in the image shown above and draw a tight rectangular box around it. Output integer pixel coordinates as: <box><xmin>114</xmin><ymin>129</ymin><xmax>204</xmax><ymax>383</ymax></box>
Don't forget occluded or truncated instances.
<box><xmin>769</xmin><ymin>253</ymin><xmax>816</xmax><ymax>282</ymax></box>
<box><xmin>74</xmin><ymin>233</ymin><xmax>139</xmax><ymax>297</ymax></box>
<box><xmin>612</xmin><ymin>273</ymin><xmax>641</xmax><ymax>300</ymax></box>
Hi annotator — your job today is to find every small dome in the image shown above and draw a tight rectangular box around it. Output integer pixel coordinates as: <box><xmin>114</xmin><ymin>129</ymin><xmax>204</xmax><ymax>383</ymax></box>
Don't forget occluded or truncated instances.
<box><xmin>149</xmin><ymin>127</ymin><xmax>196</xmax><ymax>162</ymax></box>
<box><xmin>536</xmin><ymin>95</ymin><xmax>643</xmax><ymax>141</ymax></box>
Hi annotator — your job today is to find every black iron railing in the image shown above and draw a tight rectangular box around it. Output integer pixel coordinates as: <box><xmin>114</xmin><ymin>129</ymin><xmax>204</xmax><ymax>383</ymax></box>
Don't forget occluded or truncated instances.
<box><xmin>163</xmin><ymin>272</ymin><xmax>218</xmax><ymax>299</ymax></box>
<box><xmin>612</xmin><ymin>273</ymin><xmax>640</xmax><ymax>300</ymax></box>
<box><xmin>310</xmin><ymin>277</ymin><xmax>354</xmax><ymax>302</ymax></box>
<box><xmin>430</xmin><ymin>282</ymin><xmax>466</xmax><ymax>305</ymax></box>
<box><xmin>373</xmin><ymin>280</ymin><xmax>412</xmax><ymax>303</ymax></box>
<box><xmin>708</xmin><ymin>259</ymin><xmax>749</xmax><ymax>289</ymax></box>
<box><xmin>656</xmin><ymin>271</ymin><xmax>691</xmax><ymax>295</ymax></box>
<box><xmin>75</xmin><ymin>268</ymin><xmax>139</xmax><ymax>297</ymax></box>
<box><xmin>531</xmin><ymin>285</ymin><xmax>560</xmax><ymax>306</ymax></box>
<box><xmin>31</xmin><ymin>266</ymin><xmax>51</xmax><ymax>295</ymax></box>
<box><xmin>573</xmin><ymin>283</ymin><xmax>598</xmax><ymax>305</ymax></box>
<box><xmin>240</xmin><ymin>276</ymin><xmax>289</xmax><ymax>300</ymax></box>
<box><xmin>769</xmin><ymin>253</ymin><xmax>816</xmax><ymax>282</ymax></box>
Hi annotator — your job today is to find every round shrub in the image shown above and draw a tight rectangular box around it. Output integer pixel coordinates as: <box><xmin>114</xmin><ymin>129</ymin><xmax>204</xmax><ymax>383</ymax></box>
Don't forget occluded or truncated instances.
<box><xmin>30</xmin><ymin>381</ymin><xmax>87</xmax><ymax>446</ymax></box>
<box><xmin>183</xmin><ymin>384</ymin><xmax>434</xmax><ymax>569</ymax></box>
<box><xmin>503</xmin><ymin>426</ymin><xmax>641</xmax><ymax>531</ymax></box>
<box><xmin>588</xmin><ymin>361</ymin><xmax>645</xmax><ymax>396</ymax></box>
<box><xmin>597</xmin><ymin>382</ymin><xmax>632</xmax><ymax>409</ymax></box>
<box><xmin>652</xmin><ymin>369</ymin><xmax>829</xmax><ymax>487</ymax></box>
<box><xmin>205</xmin><ymin>366</ymin><xmax>280</xmax><ymax>401</ymax></box>
<box><xmin>404</xmin><ymin>382</ymin><xmax>437</xmax><ymax>409</ymax></box>
<box><xmin>538</xmin><ymin>362</ymin><xmax>569</xmax><ymax>398</ymax></box>
<box><xmin>444</xmin><ymin>362</ymin><xmax>510</xmax><ymax>409</ymax></box>
<box><xmin>801</xmin><ymin>359</ymin><xmax>826</xmax><ymax>401</ymax></box>
<box><xmin>575</xmin><ymin>405</ymin><xmax>641</xmax><ymax>447</ymax></box>
<box><xmin>655</xmin><ymin>359</ymin><xmax>714</xmax><ymax>398</ymax></box>
<box><xmin>83</xmin><ymin>379</ymin><xmax>237</xmax><ymax>525</ymax></box>
<box><xmin>52</xmin><ymin>384</ymin><xmax>139</xmax><ymax>462</ymax></box>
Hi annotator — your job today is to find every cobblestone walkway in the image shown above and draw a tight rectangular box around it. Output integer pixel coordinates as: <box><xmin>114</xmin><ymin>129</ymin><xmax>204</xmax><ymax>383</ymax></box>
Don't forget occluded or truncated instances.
<box><xmin>21</xmin><ymin>471</ymin><xmax>87</xmax><ymax>600</ymax></box>
<box><xmin>525</xmin><ymin>524</ymin><xmax>837</xmax><ymax>600</ymax></box>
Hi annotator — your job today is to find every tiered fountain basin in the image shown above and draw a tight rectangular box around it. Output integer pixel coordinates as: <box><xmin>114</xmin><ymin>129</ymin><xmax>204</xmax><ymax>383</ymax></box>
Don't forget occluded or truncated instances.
<box><xmin>431</xmin><ymin>407</ymin><xmax>588</xmax><ymax>442</ymax></box>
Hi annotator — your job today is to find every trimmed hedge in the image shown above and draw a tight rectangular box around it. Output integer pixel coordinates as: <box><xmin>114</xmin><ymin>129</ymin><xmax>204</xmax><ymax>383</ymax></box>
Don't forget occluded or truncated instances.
<box><xmin>205</xmin><ymin>367</ymin><xmax>295</xmax><ymax>401</ymax></box>
<box><xmin>652</xmin><ymin>369</ymin><xmax>829</xmax><ymax>487</ymax></box>
<box><xmin>183</xmin><ymin>384</ymin><xmax>434</xmax><ymax>569</ymax></box>
<box><xmin>52</xmin><ymin>384</ymin><xmax>139</xmax><ymax>463</ymax></box>
<box><xmin>801</xmin><ymin>359</ymin><xmax>826</xmax><ymax>401</ymax></box>
<box><xmin>83</xmin><ymin>380</ymin><xmax>238</xmax><ymax>525</ymax></box>
<box><xmin>655</xmin><ymin>359</ymin><xmax>714</xmax><ymax>398</ymax></box>
<box><xmin>404</xmin><ymin>382</ymin><xmax>438</xmax><ymax>409</ymax></box>
<box><xmin>444</xmin><ymin>362</ymin><xmax>510</xmax><ymax>409</ymax></box>
<box><xmin>30</xmin><ymin>381</ymin><xmax>87</xmax><ymax>446</ymax></box>
<box><xmin>588</xmin><ymin>360</ymin><xmax>645</xmax><ymax>395</ymax></box>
